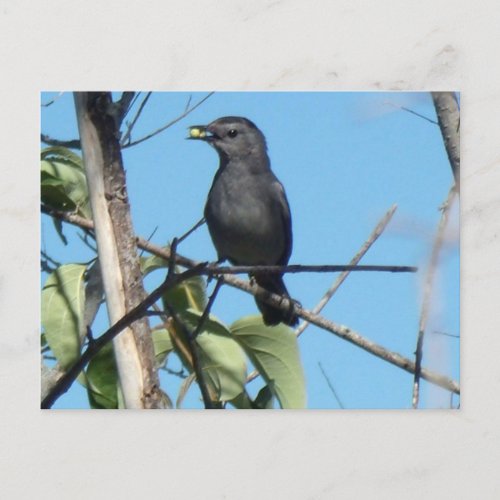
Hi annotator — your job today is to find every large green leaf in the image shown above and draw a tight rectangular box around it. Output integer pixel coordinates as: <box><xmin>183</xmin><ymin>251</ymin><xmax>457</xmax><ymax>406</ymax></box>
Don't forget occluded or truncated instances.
<box><xmin>178</xmin><ymin>309</ymin><xmax>247</xmax><ymax>402</ymax></box>
<box><xmin>41</xmin><ymin>147</ymin><xmax>90</xmax><ymax>218</ymax></box>
<box><xmin>230</xmin><ymin>315</ymin><xmax>306</xmax><ymax>409</ymax></box>
<box><xmin>86</xmin><ymin>342</ymin><xmax>119</xmax><ymax>409</ymax></box>
<box><xmin>41</xmin><ymin>264</ymin><xmax>87</xmax><ymax>369</ymax></box>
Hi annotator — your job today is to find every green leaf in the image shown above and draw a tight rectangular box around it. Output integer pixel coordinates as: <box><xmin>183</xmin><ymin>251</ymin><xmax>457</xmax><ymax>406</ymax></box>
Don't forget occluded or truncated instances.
<box><xmin>86</xmin><ymin>342</ymin><xmax>119</xmax><ymax>409</ymax></box>
<box><xmin>229</xmin><ymin>386</ymin><xmax>274</xmax><ymax>409</ymax></box>
<box><xmin>41</xmin><ymin>264</ymin><xmax>87</xmax><ymax>369</ymax></box>
<box><xmin>179</xmin><ymin>309</ymin><xmax>247</xmax><ymax>402</ymax></box>
<box><xmin>229</xmin><ymin>391</ymin><xmax>254</xmax><ymax>409</ymax></box>
<box><xmin>230</xmin><ymin>315</ymin><xmax>306</xmax><ymax>409</ymax></box>
<box><xmin>163</xmin><ymin>275</ymin><xmax>207</xmax><ymax>313</ymax></box>
<box><xmin>41</xmin><ymin>147</ymin><xmax>90</xmax><ymax>218</ymax></box>
<box><xmin>152</xmin><ymin>328</ymin><xmax>174</xmax><ymax>365</ymax></box>
<box><xmin>140</xmin><ymin>254</ymin><xmax>169</xmax><ymax>276</ymax></box>
<box><xmin>83</xmin><ymin>260</ymin><xmax>103</xmax><ymax>329</ymax></box>
<box><xmin>253</xmin><ymin>385</ymin><xmax>275</xmax><ymax>409</ymax></box>
<box><xmin>41</xmin><ymin>172</ymin><xmax>78</xmax><ymax>213</ymax></box>
<box><xmin>41</xmin><ymin>146</ymin><xmax>84</xmax><ymax>167</ymax></box>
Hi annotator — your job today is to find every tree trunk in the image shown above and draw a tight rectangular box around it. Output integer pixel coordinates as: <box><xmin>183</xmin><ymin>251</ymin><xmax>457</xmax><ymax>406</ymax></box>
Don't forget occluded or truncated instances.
<box><xmin>74</xmin><ymin>92</ymin><xmax>164</xmax><ymax>409</ymax></box>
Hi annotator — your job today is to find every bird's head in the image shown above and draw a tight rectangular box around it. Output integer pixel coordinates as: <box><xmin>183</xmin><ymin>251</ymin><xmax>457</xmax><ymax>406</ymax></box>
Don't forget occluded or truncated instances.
<box><xmin>188</xmin><ymin>116</ymin><xmax>267</xmax><ymax>159</ymax></box>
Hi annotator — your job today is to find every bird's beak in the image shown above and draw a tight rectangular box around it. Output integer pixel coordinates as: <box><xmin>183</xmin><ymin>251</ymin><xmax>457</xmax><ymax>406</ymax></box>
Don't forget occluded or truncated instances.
<box><xmin>187</xmin><ymin>125</ymin><xmax>218</xmax><ymax>142</ymax></box>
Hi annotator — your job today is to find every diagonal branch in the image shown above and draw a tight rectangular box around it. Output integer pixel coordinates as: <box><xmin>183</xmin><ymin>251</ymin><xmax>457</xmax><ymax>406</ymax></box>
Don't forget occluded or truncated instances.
<box><xmin>41</xmin><ymin>92</ymin><xmax>215</xmax><ymax>151</ymax></box>
<box><xmin>42</xmin><ymin>205</ymin><xmax>459</xmax><ymax>397</ymax></box>
<box><xmin>40</xmin><ymin>133</ymin><xmax>81</xmax><ymax>149</ymax></box>
<box><xmin>123</xmin><ymin>92</ymin><xmax>215</xmax><ymax>148</ymax></box>
<box><xmin>120</xmin><ymin>92</ymin><xmax>152</xmax><ymax>146</ymax></box>
<box><xmin>247</xmin><ymin>204</ymin><xmax>398</xmax><ymax>384</ymax></box>
<box><xmin>383</xmin><ymin>100</ymin><xmax>438</xmax><ymax>125</ymax></box>
<box><xmin>295</xmin><ymin>204</ymin><xmax>398</xmax><ymax>337</ymax></box>
<box><xmin>412</xmin><ymin>186</ymin><xmax>458</xmax><ymax>408</ymax></box>
<box><xmin>432</xmin><ymin>92</ymin><xmax>460</xmax><ymax>190</ymax></box>
<box><xmin>318</xmin><ymin>362</ymin><xmax>344</xmax><ymax>408</ymax></box>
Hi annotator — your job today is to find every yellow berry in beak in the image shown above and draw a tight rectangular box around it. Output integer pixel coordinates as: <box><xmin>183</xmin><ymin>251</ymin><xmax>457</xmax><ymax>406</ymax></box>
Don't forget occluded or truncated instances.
<box><xmin>189</xmin><ymin>127</ymin><xmax>206</xmax><ymax>139</ymax></box>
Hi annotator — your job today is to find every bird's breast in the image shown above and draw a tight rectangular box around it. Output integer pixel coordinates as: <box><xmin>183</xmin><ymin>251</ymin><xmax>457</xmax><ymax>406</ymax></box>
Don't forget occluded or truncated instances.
<box><xmin>204</xmin><ymin>172</ymin><xmax>285</xmax><ymax>265</ymax></box>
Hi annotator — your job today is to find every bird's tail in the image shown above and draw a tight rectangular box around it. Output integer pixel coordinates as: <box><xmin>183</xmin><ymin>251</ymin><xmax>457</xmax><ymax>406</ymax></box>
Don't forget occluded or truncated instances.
<box><xmin>254</xmin><ymin>274</ymin><xmax>298</xmax><ymax>327</ymax></box>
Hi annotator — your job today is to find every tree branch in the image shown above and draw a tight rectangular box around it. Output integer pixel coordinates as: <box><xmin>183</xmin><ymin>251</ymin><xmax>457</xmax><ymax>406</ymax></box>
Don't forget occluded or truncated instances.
<box><xmin>204</xmin><ymin>263</ymin><xmax>417</xmax><ymax>275</ymax></box>
<box><xmin>318</xmin><ymin>362</ymin><xmax>344</xmax><ymax>408</ymax></box>
<box><xmin>412</xmin><ymin>186</ymin><xmax>458</xmax><ymax>408</ymax></box>
<box><xmin>41</xmin><ymin>92</ymin><xmax>215</xmax><ymax>151</ymax></box>
<box><xmin>120</xmin><ymin>92</ymin><xmax>152</xmax><ymax>146</ymax></box>
<box><xmin>295</xmin><ymin>204</ymin><xmax>398</xmax><ymax>337</ymax></box>
<box><xmin>40</xmin><ymin>133</ymin><xmax>81</xmax><ymax>149</ymax></box>
<box><xmin>432</xmin><ymin>92</ymin><xmax>460</xmax><ymax>190</ymax></box>
<box><xmin>245</xmin><ymin>203</ymin><xmax>398</xmax><ymax>385</ymax></box>
<box><xmin>122</xmin><ymin>92</ymin><xmax>215</xmax><ymax>148</ymax></box>
<box><xmin>42</xmin><ymin>206</ymin><xmax>459</xmax><ymax>396</ymax></box>
<box><xmin>383</xmin><ymin>100</ymin><xmax>438</xmax><ymax>125</ymax></box>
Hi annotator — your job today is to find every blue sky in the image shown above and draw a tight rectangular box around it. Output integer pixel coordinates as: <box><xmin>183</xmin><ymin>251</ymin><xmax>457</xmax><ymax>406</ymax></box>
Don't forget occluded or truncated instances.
<box><xmin>41</xmin><ymin>91</ymin><xmax>459</xmax><ymax>409</ymax></box>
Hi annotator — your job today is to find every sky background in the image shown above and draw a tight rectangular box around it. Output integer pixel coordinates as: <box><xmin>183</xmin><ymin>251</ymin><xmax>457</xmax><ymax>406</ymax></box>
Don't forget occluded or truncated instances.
<box><xmin>41</xmin><ymin>91</ymin><xmax>459</xmax><ymax>409</ymax></box>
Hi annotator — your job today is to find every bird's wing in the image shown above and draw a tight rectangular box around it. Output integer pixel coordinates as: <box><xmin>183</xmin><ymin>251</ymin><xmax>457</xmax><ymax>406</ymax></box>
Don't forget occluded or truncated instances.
<box><xmin>272</xmin><ymin>180</ymin><xmax>293</xmax><ymax>266</ymax></box>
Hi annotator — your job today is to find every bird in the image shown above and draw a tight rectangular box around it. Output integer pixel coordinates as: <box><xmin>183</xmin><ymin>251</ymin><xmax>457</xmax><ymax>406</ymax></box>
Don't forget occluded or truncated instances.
<box><xmin>188</xmin><ymin>116</ymin><xmax>298</xmax><ymax>326</ymax></box>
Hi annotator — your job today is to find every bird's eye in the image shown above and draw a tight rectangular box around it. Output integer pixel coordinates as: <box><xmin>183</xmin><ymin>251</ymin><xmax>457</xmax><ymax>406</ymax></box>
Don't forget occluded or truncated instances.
<box><xmin>227</xmin><ymin>129</ymin><xmax>238</xmax><ymax>138</ymax></box>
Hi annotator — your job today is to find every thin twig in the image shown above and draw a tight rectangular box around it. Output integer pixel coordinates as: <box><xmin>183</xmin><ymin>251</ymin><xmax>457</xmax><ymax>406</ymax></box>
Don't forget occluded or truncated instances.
<box><xmin>40</xmin><ymin>133</ymin><xmax>81</xmax><ymax>149</ymax></box>
<box><xmin>432</xmin><ymin>330</ymin><xmax>459</xmax><ymax>339</ymax></box>
<box><xmin>205</xmin><ymin>263</ymin><xmax>417</xmax><ymax>275</ymax></box>
<box><xmin>138</xmin><ymin>226</ymin><xmax>158</xmax><ymax>258</ymax></box>
<box><xmin>41</xmin><ymin>250</ymin><xmax>61</xmax><ymax>269</ymax></box>
<box><xmin>41</xmin><ymin>208</ymin><xmax>416</xmax><ymax>276</ymax></box>
<box><xmin>412</xmin><ymin>187</ymin><xmax>457</xmax><ymax>408</ymax></box>
<box><xmin>124</xmin><ymin>92</ymin><xmax>215</xmax><ymax>148</ymax></box>
<box><xmin>41</xmin><ymin>92</ymin><xmax>65</xmax><ymax>107</ymax></box>
<box><xmin>296</xmin><ymin>204</ymin><xmax>398</xmax><ymax>337</ymax></box>
<box><xmin>383</xmin><ymin>100</ymin><xmax>438</xmax><ymax>125</ymax></box>
<box><xmin>318</xmin><ymin>362</ymin><xmax>344</xmax><ymax>408</ymax></box>
<box><xmin>112</xmin><ymin>92</ymin><xmax>136</xmax><ymax>128</ymax></box>
<box><xmin>177</xmin><ymin>217</ymin><xmax>206</xmax><ymax>244</ymax></box>
<box><xmin>184</xmin><ymin>95</ymin><xmax>193</xmax><ymax>113</ymax></box>
<box><xmin>120</xmin><ymin>92</ymin><xmax>152</xmax><ymax>146</ymax></box>
<box><xmin>191</xmin><ymin>278</ymin><xmax>223</xmax><ymax>340</ymax></box>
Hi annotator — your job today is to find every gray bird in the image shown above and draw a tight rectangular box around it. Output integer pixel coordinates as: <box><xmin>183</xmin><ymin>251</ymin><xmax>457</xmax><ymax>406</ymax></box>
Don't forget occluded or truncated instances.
<box><xmin>189</xmin><ymin>116</ymin><xmax>298</xmax><ymax>326</ymax></box>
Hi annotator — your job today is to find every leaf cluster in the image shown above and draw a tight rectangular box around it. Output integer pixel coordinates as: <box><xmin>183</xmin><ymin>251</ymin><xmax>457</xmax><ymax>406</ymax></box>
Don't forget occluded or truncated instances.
<box><xmin>41</xmin><ymin>147</ymin><xmax>306</xmax><ymax>409</ymax></box>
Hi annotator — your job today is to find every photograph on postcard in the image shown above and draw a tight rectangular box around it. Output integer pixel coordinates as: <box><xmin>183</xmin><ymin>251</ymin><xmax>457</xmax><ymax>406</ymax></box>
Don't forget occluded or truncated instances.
<box><xmin>40</xmin><ymin>91</ymin><xmax>459</xmax><ymax>409</ymax></box>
